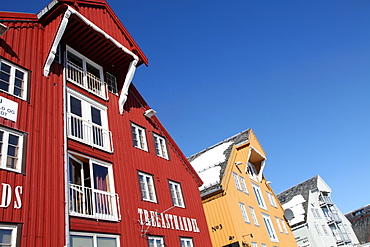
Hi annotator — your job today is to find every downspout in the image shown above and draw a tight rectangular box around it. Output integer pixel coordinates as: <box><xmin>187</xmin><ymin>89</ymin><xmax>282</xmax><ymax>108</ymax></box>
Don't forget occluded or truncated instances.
<box><xmin>63</xmin><ymin>51</ymin><xmax>70</xmax><ymax>247</ymax></box>
<box><xmin>118</xmin><ymin>59</ymin><xmax>138</xmax><ymax>114</ymax></box>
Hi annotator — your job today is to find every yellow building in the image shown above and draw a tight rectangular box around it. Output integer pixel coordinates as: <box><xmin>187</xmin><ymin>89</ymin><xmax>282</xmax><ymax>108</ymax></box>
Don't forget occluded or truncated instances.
<box><xmin>188</xmin><ymin>129</ymin><xmax>297</xmax><ymax>247</ymax></box>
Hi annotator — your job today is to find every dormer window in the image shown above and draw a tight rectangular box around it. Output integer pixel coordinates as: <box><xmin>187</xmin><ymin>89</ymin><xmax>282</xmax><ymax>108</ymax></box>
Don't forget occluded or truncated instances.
<box><xmin>247</xmin><ymin>162</ymin><xmax>258</xmax><ymax>181</ymax></box>
<box><xmin>66</xmin><ymin>47</ymin><xmax>107</xmax><ymax>99</ymax></box>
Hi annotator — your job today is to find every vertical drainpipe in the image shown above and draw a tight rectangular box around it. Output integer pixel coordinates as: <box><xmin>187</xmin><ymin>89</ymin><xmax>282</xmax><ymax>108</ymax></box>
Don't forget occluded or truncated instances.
<box><xmin>63</xmin><ymin>51</ymin><xmax>70</xmax><ymax>247</ymax></box>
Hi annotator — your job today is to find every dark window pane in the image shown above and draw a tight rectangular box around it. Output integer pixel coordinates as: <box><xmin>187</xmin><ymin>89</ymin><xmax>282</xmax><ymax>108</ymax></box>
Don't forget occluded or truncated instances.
<box><xmin>91</xmin><ymin>107</ymin><xmax>101</xmax><ymax>125</ymax></box>
<box><xmin>70</xmin><ymin>96</ymin><xmax>82</xmax><ymax>117</ymax></box>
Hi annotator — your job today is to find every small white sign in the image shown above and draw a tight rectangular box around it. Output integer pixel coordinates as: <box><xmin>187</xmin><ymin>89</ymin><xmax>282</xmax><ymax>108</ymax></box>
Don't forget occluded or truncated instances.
<box><xmin>0</xmin><ymin>96</ymin><xmax>18</xmax><ymax>122</ymax></box>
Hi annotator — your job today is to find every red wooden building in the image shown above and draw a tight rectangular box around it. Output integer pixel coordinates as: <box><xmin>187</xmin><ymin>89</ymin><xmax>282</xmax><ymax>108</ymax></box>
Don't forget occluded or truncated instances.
<box><xmin>0</xmin><ymin>1</ymin><xmax>212</xmax><ymax>246</ymax></box>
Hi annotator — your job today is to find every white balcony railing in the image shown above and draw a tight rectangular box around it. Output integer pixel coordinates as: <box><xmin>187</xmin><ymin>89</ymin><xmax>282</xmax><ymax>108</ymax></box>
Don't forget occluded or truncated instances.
<box><xmin>69</xmin><ymin>183</ymin><xmax>120</xmax><ymax>221</ymax></box>
<box><xmin>319</xmin><ymin>195</ymin><xmax>333</xmax><ymax>205</ymax></box>
<box><xmin>67</xmin><ymin>113</ymin><xmax>113</xmax><ymax>152</ymax></box>
<box><xmin>66</xmin><ymin>61</ymin><xmax>108</xmax><ymax>100</ymax></box>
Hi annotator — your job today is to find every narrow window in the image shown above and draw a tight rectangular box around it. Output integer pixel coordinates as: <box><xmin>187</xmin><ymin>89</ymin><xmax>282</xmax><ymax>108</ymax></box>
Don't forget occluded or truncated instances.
<box><xmin>246</xmin><ymin>161</ymin><xmax>258</xmax><ymax>181</ymax></box>
<box><xmin>239</xmin><ymin>202</ymin><xmax>250</xmax><ymax>223</ymax></box>
<box><xmin>169</xmin><ymin>181</ymin><xmax>185</xmax><ymax>207</ymax></box>
<box><xmin>240</xmin><ymin>176</ymin><xmax>249</xmax><ymax>194</ymax></box>
<box><xmin>232</xmin><ymin>172</ymin><xmax>242</xmax><ymax>191</ymax></box>
<box><xmin>252</xmin><ymin>183</ymin><xmax>267</xmax><ymax>210</ymax></box>
<box><xmin>249</xmin><ymin>207</ymin><xmax>259</xmax><ymax>226</ymax></box>
<box><xmin>281</xmin><ymin>219</ymin><xmax>289</xmax><ymax>234</ymax></box>
<box><xmin>275</xmin><ymin>217</ymin><xmax>283</xmax><ymax>233</ymax></box>
<box><xmin>262</xmin><ymin>214</ymin><xmax>279</xmax><ymax>242</ymax></box>
<box><xmin>153</xmin><ymin>133</ymin><xmax>168</xmax><ymax>159</ymax></box>
<box><xmin>131</xmin><ymin>123</ymin><xmax>148</xmax><ymax>151</ymax></box>
<box><xmin>138</xmin><ymin>171</ymin><xmax>157</xmax><ymax>203</ymax></box>
<box><xmin>267</xmin><ymin>191</ymin><xmax>277</xmax><ymax>207</ymax></box>
<box><xmin>106</xmin><ymin>72</ymin><xmax>118</xmax><ymax>95</ymax></box>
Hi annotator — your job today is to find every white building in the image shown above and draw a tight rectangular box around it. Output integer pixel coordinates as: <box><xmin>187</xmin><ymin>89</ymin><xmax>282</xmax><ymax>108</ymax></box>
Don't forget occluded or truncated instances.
<box><xmin>277</xmin><ymin>175</ymin><xmax>359</xmax><ymax>247</ymax></box>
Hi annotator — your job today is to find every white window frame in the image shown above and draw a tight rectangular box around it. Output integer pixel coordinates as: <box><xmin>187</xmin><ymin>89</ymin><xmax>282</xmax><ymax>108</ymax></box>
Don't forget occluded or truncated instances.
<box><xmin>251</xmin><ymin>243</ymin><xmax>258</xmax><ymax>247</ymax></box>
<box><xmin>169</xmin><ymin>180</ymin><xmax>185</xmax><ymax>208</ymax></box>
<box><xmin>0</xmin><ymin>58</ymin><xmax>28</xmax><ymax>100</ymax></box>
<box><xmin>0</xmin><ymin>224</ymin><xmax>18</xmax><ymax>247</ymax></box>
<box><xmin>131</xmin><ymin>123</ymin><xmax>148</xmax><ymax>151</ymax></box>
<box><xmin>148</xmin><ymin>235</ymin><xmax>164</xmax><ymax>247</ymax></box>
<box><xmin>67</xmin><ymin>88</ymin><xmax>113</xmax><ymax>152</ymax></box>
<box><xmin>138</xmin><ymin>171</ymin><xmax>157</xmax><ymax>203</ymax></box>
<box><xmin>232</xmin><ymin>172</ymin><xmax>242</xmax><ymax>191</ymax></box>
<box><xmin>106</xmin><ymin>72</ymin><xmax>118</xmax><ymax>95</ymax></box>
<box><xmin>262</xmin><ymin>214</ymin><xmax>279</xmax><ymax>242</ymax></box>
<box><xmin>261</xmin><ymin>244</ymin><xmax>267</xmax><ymax>247</ymax></box>
<box><xmin>239</xmin><ymin>202</ymin><xmax>250</xmax><ymax>224</ymax></box>
<box><xmin>70</xmin><ymin>231</ymin><xmax>120</xmax><ymax>247</ymax></box>
<box><xmin>252</xmin><ymin>183</ymin><xmax>267</xmax><ymax>210</ymax></box>
<box><xmin>281</xmin><ymin>219</ymin><xmax>289</xmax><ymax>234</ymax></box>
<box><xmin>0</xmin><ymin>126</ymin><xmax>24</xmax><ymax>173</ymax></box>
<box><xmin>249</xmin><ymin>206</ymin><xmax>259</xmax><ymax>226</ymax></box>
<box><xmin>247</xmin><ymin>161</ymin><xmax>258</xmax><ymax>181</ymax></box>
<box><xmin>275</xmin><ymin>217</ymin><xmax>283</xmax><ymax>233</ymax></box>
<box><xmin>153</xmin><ymin>133</ymin><xmax>168</xmax><ymax>159</ymax></box>
<box><xmin>266</xmin><ymin>191</ymin><xmax>277</xmax><ymax>208</ymax></box>
<box><xmin>68</xmin><ymin>153</ymin><xmax>119</xmax><ymax>221</ymax></box>
<box><xmin>180</xmin><ymin>237</ymin><xmax>194</xmax><ymax>247</ymax></box>
<box><xmin>66</xmin><ymin>46</ymin><xmax>107</xmax><ymax>99</ymax></box>
<box><xmin>240</xmin><ymin>175</ymin><xmax>249</xmax><ymax>194</ymax></box>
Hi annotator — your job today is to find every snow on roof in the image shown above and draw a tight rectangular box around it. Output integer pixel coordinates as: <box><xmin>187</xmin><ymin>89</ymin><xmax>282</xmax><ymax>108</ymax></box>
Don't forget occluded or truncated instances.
<box><xmin>190</xmin><ymin>141</ymin><xmax>233</xmax><ymax>190</ymax></box>
<box><xmin>281</xmin><ymin>194</ymin><xmax>306</xmax><ymax>226</ymax></box>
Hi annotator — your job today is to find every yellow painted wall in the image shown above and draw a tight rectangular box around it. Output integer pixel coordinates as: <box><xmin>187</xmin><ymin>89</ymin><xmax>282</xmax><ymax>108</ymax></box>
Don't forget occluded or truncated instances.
<box><xmin>202</xmin><ymin>130</ymin><xmax>297</xmax><ymax>247</ymax></box>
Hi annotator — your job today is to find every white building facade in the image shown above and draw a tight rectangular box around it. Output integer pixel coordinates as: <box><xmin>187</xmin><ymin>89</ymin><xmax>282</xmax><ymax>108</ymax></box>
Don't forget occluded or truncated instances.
<box><xmin>277</xmin><ymin>175</ymin><xmax>359</xmax><ymax>247</ymax></box>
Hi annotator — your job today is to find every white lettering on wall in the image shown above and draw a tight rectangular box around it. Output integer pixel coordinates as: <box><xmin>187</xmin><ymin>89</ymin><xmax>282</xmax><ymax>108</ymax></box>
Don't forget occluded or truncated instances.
<box><xmin>0</xmin><ymin>183</ymin><xmax>22</xmax><ymax>209</ymax></box>
<box><xmin>137</xmin><ymin>207</ymin><xmax>200</xmax><ymax>233</ymax></box>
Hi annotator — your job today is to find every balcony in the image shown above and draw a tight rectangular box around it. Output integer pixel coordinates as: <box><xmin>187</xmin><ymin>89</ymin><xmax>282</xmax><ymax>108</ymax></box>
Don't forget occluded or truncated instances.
<box><xmin>319</xmin><ymin>195</ymin><xmax>333</xmax><ymax>206</ymax></box>
<box><xmin>66</xmin><ymin>61</ymin><xmax>108</xmax><ymax>100</ymax></box>
<box><xmin>69</xmin><ymin>183</ymin><xmax>120</xmax><ymax>221</ymax></box>
<box><xmin>67</xmin><ymin>113</ymin><xmax>113</xmax><ymax>152</ymax></box>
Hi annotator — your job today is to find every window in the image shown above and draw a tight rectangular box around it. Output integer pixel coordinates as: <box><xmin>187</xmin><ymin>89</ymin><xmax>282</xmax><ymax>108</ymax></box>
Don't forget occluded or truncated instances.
<box><xmin>232</xmin><ymin>172</ymin><xmax>242</xmax><ymax>191</ymax></box>
<box><xmin>68</xmin><ymin>153</ymin><xmax>119</xmax><ymax>221</ymax></box>
<box><xmin>0</xmin><ymin>127</ymin><xmax>25</xmax><ymax>173</ymax></box>
<box><xmin>153</xmin><ymin>133</ymin><xmax>168</xmax><ymax>159</ymax></box>
<box><xmin>314</xmin><ymin>224</ymin><xmax>322</xmax><ymax>236</ymax></box>
<box><xmin>251</xmin><ymin>243</ymin><xmax>258</xmax><ymax>247</ymax></box>
<box><xmin>70</xmin><ymin>232</ymin><xmax>119</xmax><ymax>247</ymax></box>
<box><xmin>106</xmin><ymin>72</ymin><xmax>118</xmax><ymax>95</ymax></box>
<box><xmin>67</xmin><ymin>88</ymin><xmax>112</xmax><ymax>152</ymax></box>
<box><xmin>261</xmin><ymin>244</ymin><xmax>267</xmax><ymax>247</ymax></box>
<box><xmin>138</xmin><ymin>172</ymin><xmax>157</xmax><ymax>203</ymax></box>
<box><xmin>240</xmin><ymin>176</ymin><xmax>249</xmax><ymax>194</ymax></box>
<box><xmin>66</xmin><ymin>47</ymin><xmax>107</xmax><ymax>99</ymax></box>
<box><xmin>0</xmin><ymin>58</ymin><xmax>28</xmax><ymax>100</ymax></box>
<box><xmin>247</xmin><ymin>161</ymin><xmax>258</xmax><ymax>181</ymax></box>
<box><xmin>262</xmin><ymin>214</ymin><xmax>279</xmax><ymax>242</ymax></box>
<box><xmin>180</xmin><ymin>237</ymin><xmax>193</xmax><ymax>247</ymax></box>
<box><xmin>148</xmin><ymin>236</ymin><xmax>164</xmax><ymax>247</ymax></box>
<box><xmin>266</xmin><ymin>191</ymin><xmax>277</xmax><ymax>207</ymax></box>
<box><xmin>239</xmin><ymin>202</ymin><xmax>250</xmax><ymax>223</ymax></box>
<box><xmin>249</xmin><ymin>206</ymin><xmax>259</xmax><ymax>226</ymax></box>
<box><xmin>252</xmin><ymin>183</ymin><xmax>267</xmax><ymax>210</ymax></box>
<box><xmin>281</xmin><ymin>219</ymin><xmax>289</xmax><ymax>234</ymax></box>
<box><xmin>0</xmin><ymin>225</ymin><xmax>18</xmax><ymax>247</ymax></box>
<box><xmin>275</xmin><ymin>217</ymin><xmax>283</xmax><ymax>233</ymax></box>
<box><xmin>169</xmin><ymin>181</ymin><xmax>185</xmax><ymax>207</ymax></box>
<box><xmin>322</xmin><ymin>225</ymin><xmax>329</xmax><ymax>236</ymax></box>
<box><xmin>131</xmin><ymin>123</ymin><xmax>148</xmax><ymax>151</ymax></box>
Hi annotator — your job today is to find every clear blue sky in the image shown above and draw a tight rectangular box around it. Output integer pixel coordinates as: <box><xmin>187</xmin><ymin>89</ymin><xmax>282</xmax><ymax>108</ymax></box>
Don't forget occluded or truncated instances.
<box><xmin>3</xmin><ymin>0</ymin><xmax>370</xmax><ymax>214</ymax></box>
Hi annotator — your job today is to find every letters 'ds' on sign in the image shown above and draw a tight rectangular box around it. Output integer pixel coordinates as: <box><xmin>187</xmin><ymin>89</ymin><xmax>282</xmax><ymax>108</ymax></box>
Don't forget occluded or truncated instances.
<box><xmin>0</xmin><ymin>96</ymin><xmax>18</xmax><ymax>122</ymax></box>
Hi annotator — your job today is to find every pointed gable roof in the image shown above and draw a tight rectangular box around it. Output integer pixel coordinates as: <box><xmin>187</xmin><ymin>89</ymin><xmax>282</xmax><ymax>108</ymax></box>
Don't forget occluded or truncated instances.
<box><xmin>38</xmin><ymin>0</ymin><xmax>148</xmax><ymax>66</ymax></box>
<box><xmin>188</xmin><ymin>129</ymin><xmax>251</xmax><ymax>192</ymax></box>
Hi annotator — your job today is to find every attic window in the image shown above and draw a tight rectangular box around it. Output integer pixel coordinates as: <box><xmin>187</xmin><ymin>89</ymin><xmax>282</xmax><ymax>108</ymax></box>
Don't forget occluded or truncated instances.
<box><xmin>247</xmin><ymin>162</ymin><xmax>258</xmax><ymax>182</ymax></box>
